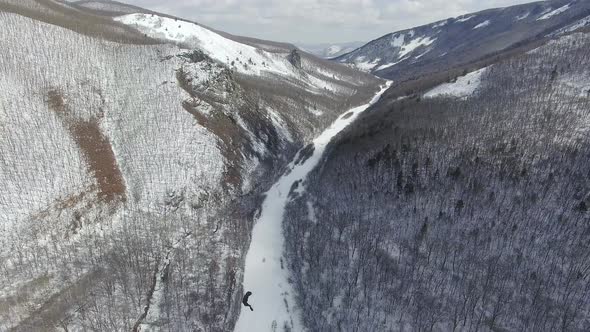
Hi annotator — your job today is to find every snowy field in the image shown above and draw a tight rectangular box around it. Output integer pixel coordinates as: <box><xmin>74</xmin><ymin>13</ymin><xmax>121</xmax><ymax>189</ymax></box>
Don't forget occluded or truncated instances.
<box><xmin>234</xmin><ymin>81</ymin><xmax>391</xmax><ymax>332</ymax></box>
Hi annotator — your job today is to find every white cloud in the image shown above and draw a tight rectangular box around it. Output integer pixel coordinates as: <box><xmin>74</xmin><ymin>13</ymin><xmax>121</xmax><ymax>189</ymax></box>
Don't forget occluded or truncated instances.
<box><xmin>121</xmin><ymin>0</ymin><xmax>538</xmax><ymax>43</ymax></box>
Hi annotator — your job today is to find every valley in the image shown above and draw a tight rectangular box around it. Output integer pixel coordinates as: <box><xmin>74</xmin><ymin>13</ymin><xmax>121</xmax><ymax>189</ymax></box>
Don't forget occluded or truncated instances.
<box><xmin>1</xmin><ymin>0</ymin><xmax>589</xmax><ymax>331</ymax></box>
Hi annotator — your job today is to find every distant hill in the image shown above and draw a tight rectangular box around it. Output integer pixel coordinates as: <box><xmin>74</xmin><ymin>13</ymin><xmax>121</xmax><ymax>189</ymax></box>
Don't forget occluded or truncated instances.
<box><xmin>297</xmin><ymin>41</ymin><xmax>365</xmax><ymax>58</ymax></box>
<box><xmin>335</xmin><ymin>0</ymin><xmax>590</xmax><ymax>80</ymax></box>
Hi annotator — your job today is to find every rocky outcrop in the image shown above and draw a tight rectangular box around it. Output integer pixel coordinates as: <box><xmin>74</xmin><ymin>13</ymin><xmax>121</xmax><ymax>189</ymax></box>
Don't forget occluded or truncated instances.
<box><xmin>287</xmin><ymin>49</ymin><xmax>302</xmax><ymax>69</ymax></box>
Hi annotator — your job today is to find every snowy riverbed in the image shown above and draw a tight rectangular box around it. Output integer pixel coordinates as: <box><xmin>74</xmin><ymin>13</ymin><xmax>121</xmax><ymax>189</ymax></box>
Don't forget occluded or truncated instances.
<box><xmin>234</xmin><ymin>82</ymin><xmax>391</xmax><ymax>332</ymax></box>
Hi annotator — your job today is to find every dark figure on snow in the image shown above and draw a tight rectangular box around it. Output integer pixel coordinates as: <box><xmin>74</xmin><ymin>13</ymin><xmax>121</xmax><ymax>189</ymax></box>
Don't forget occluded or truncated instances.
<box><xmin>242</xmin><ymin>291</ymin><xmax>254</xmax><ymax>311</ymax></box>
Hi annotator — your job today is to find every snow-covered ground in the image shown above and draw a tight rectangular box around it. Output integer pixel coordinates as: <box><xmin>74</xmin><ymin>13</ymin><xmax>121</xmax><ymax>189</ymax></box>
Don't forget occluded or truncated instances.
<box><xmin>115</xmin><ymin>13</ymin><xmax>294</xmax><ymax>77</ymax></box>
<box><xmin>234</xmin><ymin>81</ymin><xmax>391</xmax><ymax>332</ymax></box>
<box><xmin>424</xmin><ymin>67</ymin><xmax>488</xmax><ymax>98</ymax></box>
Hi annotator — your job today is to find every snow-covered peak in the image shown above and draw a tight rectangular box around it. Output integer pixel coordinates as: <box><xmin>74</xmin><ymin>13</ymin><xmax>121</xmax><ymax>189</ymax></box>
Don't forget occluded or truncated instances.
<box><xmin>114</xmin><ymin>13</ymin><xmax>295</xmax><ymax>77</ymax></box>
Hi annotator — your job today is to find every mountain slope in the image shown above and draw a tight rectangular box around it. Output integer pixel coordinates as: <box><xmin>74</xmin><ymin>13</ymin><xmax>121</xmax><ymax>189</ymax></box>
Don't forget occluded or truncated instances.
<box><xmin>0</xmin><ymin>1</ymin><xmax>382</xmax><ymax>330</ymax></box>
<box><xmin>285</xmin><ymin>29</ymin><xmax>590</xmax><ymax>331</ymax></box>
<box><xmin>336</xmin><ymin>0</ymin><xmax>590</xmax><ymax>80</ymax></box>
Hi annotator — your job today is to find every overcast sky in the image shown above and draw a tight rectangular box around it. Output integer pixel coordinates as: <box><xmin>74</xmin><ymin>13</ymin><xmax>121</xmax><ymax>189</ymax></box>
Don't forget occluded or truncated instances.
<box><xmin>122</xmin><ymin>0</ymin><xmax>539</xmax><ymax>44</ymax></box>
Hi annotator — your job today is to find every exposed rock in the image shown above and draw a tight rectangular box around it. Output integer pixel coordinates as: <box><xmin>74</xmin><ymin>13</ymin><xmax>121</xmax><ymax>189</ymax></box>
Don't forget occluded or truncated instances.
<box><xmin>288</xmin><ymin>49</ymin><xmax>302</xmax><ymax>69</ymax></box>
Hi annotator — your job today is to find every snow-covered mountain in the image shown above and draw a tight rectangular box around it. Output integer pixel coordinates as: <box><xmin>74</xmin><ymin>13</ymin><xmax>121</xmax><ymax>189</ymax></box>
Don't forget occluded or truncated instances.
<box><xmin>336</xmin><ymin>0</ymin><xmax>590</xmax><ymax>79</ymax></box>
<box><xmin>288</xmin><ymin>28</ymin><xmax>590</xmax><ymax>332</ymax></box>
<box><xmin>0</xmin><ymin>1</ymin><xmax>382</xmax><ymax>330</ymax></box>
<box><xmin>3</xmin><ymin>0</ymin><xmax>590</xmax><ymax>331</ymax></box>
<box><xmin>297</xmin><ymin>41</ymin><xmax>365</xmax><ymax>58</ymax></box>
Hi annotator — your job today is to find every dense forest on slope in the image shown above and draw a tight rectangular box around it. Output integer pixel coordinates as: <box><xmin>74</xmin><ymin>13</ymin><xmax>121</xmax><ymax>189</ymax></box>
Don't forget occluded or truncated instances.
<box><xmin>285</xmin><ymin>32</ymin><xmax>590</xmax><ymax>331</ymax></box>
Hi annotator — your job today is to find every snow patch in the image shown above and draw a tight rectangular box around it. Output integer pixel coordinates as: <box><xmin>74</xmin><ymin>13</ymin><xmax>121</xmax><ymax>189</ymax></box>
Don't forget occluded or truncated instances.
<box><xmin>352</xmin><ymin>56</ymin><xmax>381</xmax><ymax>72</ymax></box>
<box><xmin>554</xmin><ymin>15</ymin><xmax>590</xmax><ymax>34</ymax></box>
<box><xmin>267</xmin><ymin>108</ymin><xmax>293</xmax><ymax>143</ymax></box>
<box><xmin>375</xmin><ymin>57</ymin><xmax>408</xmax><ymax>71</ymax></box>
<box><xmin>473</xmin><ymin>20</ymin><xmax>491</xmax><ymax>29</ymax></box>
<box><xmin>537</xmin><ymin>4</ymin><xmax>571</xmax><ymax>21</ymax></box>
<box><xmin>433</xmin><ymin>19</ymin><xmax>449</xmax><ymax>28</ymax></box>
<box><xmin>307</xmin><ymin>107</ymin><xmax>324</xmax><ymax>116</ymax></box>
<box><xmin>516</xmin><ymin>12</ymin><xmax>530</xmax><ymax>21</ymax></box>
<box><xmin>424</xmin><ymin>68</ymin><xmax>488</xmax><ymax>98</ymax></box>
<box><xmin>399</xmin><ymin>36</ymin><xmax>436</xmax><ymax>58</ymax></box>
<box><xmin>414</xmin><ymin>51</ymin><xmax>429</xmax><ymax>60</ymax></box>
<box><xmin>456</xmin><ymin>15</ymin><xmax>476</xmax><ymax>22</ymax></box>
<box><xmin>307</xmin><ymin>200</ymin><xmax>318</xmax><ymax>224</ymax></box>
<box><xmin>390</xmin><ymin>33</ymin><xmax>405</xmax><ymax>48</ymax></box>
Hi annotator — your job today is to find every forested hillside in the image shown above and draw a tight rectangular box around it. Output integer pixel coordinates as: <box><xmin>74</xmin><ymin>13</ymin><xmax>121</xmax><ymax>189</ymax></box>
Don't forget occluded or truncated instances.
<box><xmin>336</xmin><ymin>0</ymin><xmax>590</xmax><ymax>81</ymax></box>
<box><xmin>285</xmin><ymin>31</ymin><xmax>590</xmax><ymax>331</ymax></box>
<box><xmin>0</xmin><ymin>1</ymin><xmax>382</xmax><ymax>330</ymax></box>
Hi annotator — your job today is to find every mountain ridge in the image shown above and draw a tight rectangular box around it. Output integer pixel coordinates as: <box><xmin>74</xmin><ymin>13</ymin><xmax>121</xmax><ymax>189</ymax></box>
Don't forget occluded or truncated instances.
<box><xmin>335</xmin><ymin>0</ymin><xmax>590</xmax><ymax>80</ymax></box>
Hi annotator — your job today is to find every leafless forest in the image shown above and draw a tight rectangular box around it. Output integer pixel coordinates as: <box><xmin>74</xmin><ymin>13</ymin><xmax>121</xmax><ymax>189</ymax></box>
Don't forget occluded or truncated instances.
<box><xmin>0</xmin><ymin>2</ymin><xmax>381</xmax><ymax>330</ymax></box>
<box><xmin>285</xmin><ymin>33</ymin><xmax>590</xmax><ymax>331</ymax></box>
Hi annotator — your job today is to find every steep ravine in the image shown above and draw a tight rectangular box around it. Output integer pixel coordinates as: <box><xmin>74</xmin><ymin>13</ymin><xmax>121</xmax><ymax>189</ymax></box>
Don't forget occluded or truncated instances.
<box><xmin>234</xmin><ymin>82</ymin><xmax>391</xmax><ymax>332</ymax></box>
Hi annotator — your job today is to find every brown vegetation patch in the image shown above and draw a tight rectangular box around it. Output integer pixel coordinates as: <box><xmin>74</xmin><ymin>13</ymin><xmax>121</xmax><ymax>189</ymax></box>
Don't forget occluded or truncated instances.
<box><xmin>45</xmin><ymin>89</ymin><xmax>126</xmax><ymax>203</ymax></box>
<box><xmin>70</xmin><ymin>120</ymin><xmax>126</xmax><ymax>203</ymax></box>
